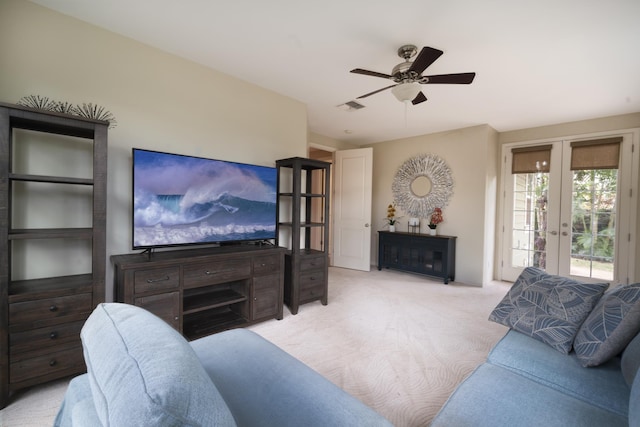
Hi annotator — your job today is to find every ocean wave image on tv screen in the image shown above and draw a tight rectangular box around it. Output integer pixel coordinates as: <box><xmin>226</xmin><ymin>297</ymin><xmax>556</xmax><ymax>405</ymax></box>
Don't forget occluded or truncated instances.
<box><xmin>133</xmin><ymin>150</ymin><xmax>276</xmax><ymax>247</ymax></box>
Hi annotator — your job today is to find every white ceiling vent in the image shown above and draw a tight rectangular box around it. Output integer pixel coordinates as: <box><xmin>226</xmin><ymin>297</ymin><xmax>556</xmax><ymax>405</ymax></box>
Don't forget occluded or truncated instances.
<box><xmin>337</xmin><ymin>100</ymin><xmax>365</xmax><ymax>112</ymax></box>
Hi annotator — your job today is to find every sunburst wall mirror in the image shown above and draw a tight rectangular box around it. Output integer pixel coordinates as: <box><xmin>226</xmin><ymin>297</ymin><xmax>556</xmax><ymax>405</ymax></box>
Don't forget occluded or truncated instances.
<box><xmin>392</xmin><ymin>154</ymin><xmax>454</xmax><ymax>219</ymax></box>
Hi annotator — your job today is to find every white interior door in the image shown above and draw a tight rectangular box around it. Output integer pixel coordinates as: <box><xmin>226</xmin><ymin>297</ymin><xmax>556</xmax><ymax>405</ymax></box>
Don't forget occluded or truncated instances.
<box><xmin>332</xmin><ymin>148</ymin><xmax>373</xmax><ymax>271</ymax></box>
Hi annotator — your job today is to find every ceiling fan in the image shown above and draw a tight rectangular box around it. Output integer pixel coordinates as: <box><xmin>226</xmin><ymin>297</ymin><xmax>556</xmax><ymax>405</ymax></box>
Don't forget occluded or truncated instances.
<box><xmin>351</xmin><ymin>45</ymin><xmax>476</xmax><ymax>105</ymax></box>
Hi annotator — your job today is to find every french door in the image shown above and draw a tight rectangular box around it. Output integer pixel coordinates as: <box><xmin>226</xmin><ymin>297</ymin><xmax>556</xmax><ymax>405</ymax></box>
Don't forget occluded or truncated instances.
<box><xmin>501</xmin><ymin>131</ymin><xmax>637</xmax><ymax>284</ymax></box>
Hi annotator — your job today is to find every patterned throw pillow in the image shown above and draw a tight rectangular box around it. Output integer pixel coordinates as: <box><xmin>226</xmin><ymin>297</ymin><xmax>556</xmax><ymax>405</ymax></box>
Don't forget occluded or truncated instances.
<box><xmin>574</xmin><ymin>283</ymin><xmax>640</xmax><ymax>367</ymax></box>
<box><xmin>489</xmin><ymin>267</ymin><xmax>609</xmax><ymax>354</ymax></box>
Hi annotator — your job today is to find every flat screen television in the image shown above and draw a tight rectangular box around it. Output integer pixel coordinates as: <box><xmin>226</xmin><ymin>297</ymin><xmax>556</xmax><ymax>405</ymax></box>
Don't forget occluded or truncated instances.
<box><xmin>132</xmin><ymin>148</ymin><xmax>277</xmax><ymax>249</ymax></box>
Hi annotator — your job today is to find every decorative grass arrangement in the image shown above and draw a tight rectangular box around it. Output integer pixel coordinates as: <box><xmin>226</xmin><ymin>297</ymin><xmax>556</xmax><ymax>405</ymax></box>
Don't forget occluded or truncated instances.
<box><xmin>16</xmin><ymin>95</ymin><xmax>58</xmax><ymax>111</ymax></box>
<box><xmin>17</xmin><ymin>95</ymin><xmax>117</xmax><ymax>128</ymax></box>
<box><xmin>75</xmin><ymin>102</ymin><xmax>117</xmax><ymax>127</ymax></box>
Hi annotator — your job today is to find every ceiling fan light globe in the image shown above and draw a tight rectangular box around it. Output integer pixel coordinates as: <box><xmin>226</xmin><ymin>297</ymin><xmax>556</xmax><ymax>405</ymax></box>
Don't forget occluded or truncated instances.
<box><xmin>392</xmin><ymin>82</ymin><xmax>421</xmax><ymax>103</ymax></box>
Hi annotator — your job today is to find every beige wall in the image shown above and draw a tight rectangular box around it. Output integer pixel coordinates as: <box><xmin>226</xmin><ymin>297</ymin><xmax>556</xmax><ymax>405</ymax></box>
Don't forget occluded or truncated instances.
<box><xmin>366</xmin><ymin>125</ymin><xmax>499</xmax><ymax>286</ymax></box>
<box><xmin>0</xmin><ymin>1</ymin><xmax>307</xmax><ymax>300</ymax></box>
<box><xmin>498</xmin><ymin>113</ymin><xmax>640</xmax><ymax>145</ymax></box>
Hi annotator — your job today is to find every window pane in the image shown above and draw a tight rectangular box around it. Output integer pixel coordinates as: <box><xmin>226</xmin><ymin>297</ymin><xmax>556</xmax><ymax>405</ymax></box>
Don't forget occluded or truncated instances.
<box><xmin>511</xmin><ymin>172</ymin><xmax>548</xmax><ymax>269</ymax></box>
<box><xmin>570</xmin><ymin>169</ymin><xmax>616</xmax><ymax>280</ymax></box>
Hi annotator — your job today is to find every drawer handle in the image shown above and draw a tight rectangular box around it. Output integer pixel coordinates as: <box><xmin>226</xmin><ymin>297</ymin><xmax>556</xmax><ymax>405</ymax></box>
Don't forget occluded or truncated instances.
<box><xmin>49</xmin><ymin>305</ymin><xmax>58</xmax><ymax>312</ymax></box>
<box><xmin>50</xmin><ymin>332</ymin><xmax>58</xmax><ymax>339</ymax></box>
<box><xmin>49</xmin><ymin>359</ymin><xmax>57</xmax><ymax>367</ymax></box>
<box><xmin>146</xmin><ymin>276</ymin><xmax>170</xmax><ymax>283</ymax></box>
<box><xmin>205</xmin><ymin>269</ymin><xmax>235</xmax><ymax>275</ymax></box>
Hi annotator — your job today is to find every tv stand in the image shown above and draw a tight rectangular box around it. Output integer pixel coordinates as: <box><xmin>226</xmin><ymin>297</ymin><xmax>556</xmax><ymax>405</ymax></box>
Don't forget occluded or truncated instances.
<box><xmin>139</xmin><ymin>247</ymin><xmax>155</xmax><ymax>261</ymax></box>
<box><xmin>112</xmin><ymin>245</ymin><xmax>285</xmax><ymax>340</ymax></box>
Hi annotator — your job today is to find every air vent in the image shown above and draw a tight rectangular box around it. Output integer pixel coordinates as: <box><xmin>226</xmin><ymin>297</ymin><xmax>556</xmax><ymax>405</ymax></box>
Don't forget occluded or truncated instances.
<box><xmin>337</xmin><ymin>101</ymin><xmax>366</xmax><ymax>112</ymax></box>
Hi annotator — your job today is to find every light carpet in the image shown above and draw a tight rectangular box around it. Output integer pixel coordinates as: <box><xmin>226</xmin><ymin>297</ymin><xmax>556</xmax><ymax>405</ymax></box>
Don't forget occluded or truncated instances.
<box><xmin>0</xmin><ymin>267</ymin><xmax>510</xmax><ymax>426</ymax></box>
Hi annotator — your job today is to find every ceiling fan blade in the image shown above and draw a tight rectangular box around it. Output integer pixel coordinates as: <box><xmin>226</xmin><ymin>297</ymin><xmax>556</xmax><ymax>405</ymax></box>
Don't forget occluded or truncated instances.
<box><xmin>350</xmin><ymin>68</ymin><xmax>393</xmax><ymax>80</ymax></box>
<box><xmin>412</xmin><ymin>92</ymin><xmax>427</xmax><ymax>105</ymax></box>
<box><xmin>408</xmin><ymin>47</ymin><xmax>444</xmax><ymax>74</ymax></box>
<box><xmin>356</xmin><ymin>84</ymin><xmax>397</xmax><ymax>99</ymax></box>
<box><xmin>422</xmin><ymin>72</ymin><xmax>476</xmax><ymax>84</ymax></box>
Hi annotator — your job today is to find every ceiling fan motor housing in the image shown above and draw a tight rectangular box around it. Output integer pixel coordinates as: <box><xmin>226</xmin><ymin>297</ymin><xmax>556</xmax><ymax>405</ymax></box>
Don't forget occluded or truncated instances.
<box><xmin>392</xmin><ymin>44</ymin><xmax>423</xmax><ymax>83</ymax></box>
<box><xmin>392</xmin><ymin>62</ymin><xmax>422</xmax><ymax>83</ymax></box>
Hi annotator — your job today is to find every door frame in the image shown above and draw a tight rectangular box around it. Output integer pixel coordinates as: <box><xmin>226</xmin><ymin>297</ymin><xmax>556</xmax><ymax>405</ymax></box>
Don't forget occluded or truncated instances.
<box><xmin>497</xmin><ymin>128</ymin><xmax>639</xmax><ymax>284</ymax></box>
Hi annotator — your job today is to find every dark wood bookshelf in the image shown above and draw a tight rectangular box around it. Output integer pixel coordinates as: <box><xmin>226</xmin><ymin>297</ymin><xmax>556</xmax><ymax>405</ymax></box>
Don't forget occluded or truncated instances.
<box><xmin>0</xmin><ymin>103</ymin><xmax>107</xmax><ymax>408</ymax></box>
<box><xmin>276</xmin><ymin>157</ymin><xmax>330</xmax><ymax>315</ymax></box>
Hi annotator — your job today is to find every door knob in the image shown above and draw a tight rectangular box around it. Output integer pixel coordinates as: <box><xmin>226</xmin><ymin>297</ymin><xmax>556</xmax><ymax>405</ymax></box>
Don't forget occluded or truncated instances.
<box><xmin>365</xmin><ymin>223</ymin><xmax>370</xmax><ymax>227</ymax></box>
<box><xmin>549</xmin><ymin>231</ymin><xmax>558</xmax><ymax>235</ymax></box>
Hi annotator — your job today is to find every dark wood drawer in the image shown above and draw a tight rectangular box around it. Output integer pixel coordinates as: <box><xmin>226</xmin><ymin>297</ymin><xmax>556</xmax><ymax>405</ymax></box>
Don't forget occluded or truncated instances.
<box><xmin>299</xmin><ymin>270</ymin><xmax>325</xmax><ymax>289</ymax></box>
<box><xmin>134</xmin><ymin>267</ymin><xmax>180</xmax><ymax>294</ymax></box>
<box><xmin>10</xmin><ymin>320</ymin><xmax>84</xmax><ymax>355</ymax></box>
<box><xmin>183</xmin><ymin>258</ymin><xmax>251</xmax><ymax>288</ymax></box>
<box><xmin>299</xmin><ymin>283</ymin><xmax>325</xmax><ymax>302</ymax></box>
<box><xmin>299</xmin><ymin>255</ymin><xmax>326</xmax><ymax>271</ymax></box>
<box><xmin>253</xmin><ymin>254</ymin><xmax>281</xmax><ymax>276</ymax></box>
<box><xmin>9</xmin><ymin>293</ymin><xmax>93</xmax><ymax>329</ymax></box>
<box><xmin>10</xmin><ymin>344</ymin><xmax>84</xmax><ymax>384</ymax></box>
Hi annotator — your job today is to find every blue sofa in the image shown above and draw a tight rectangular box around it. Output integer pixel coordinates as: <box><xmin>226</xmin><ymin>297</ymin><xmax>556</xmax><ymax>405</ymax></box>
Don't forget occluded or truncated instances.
<box><xmin>433</xmin><ymin>268</ymin><xmax>640</xmax><ymax>427</ymax></box>
<box><xmin>431</xmin><ymin>328</ymin><xmax>640</xmax><ymax>426</ymax></box>
<box><xmin>54</xmin><ymin>303</ymin><xmax>392</xmax><ymax>427</ymax></box>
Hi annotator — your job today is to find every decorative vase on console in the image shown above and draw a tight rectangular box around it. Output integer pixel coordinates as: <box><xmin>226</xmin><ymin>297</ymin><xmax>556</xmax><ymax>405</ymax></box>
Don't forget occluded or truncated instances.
<box><xmin>385</xmin><ymin>203</ymin><xmax>400</xmax><ymax>232</ymax></box>
<box><xmin>429</xmin><ymin>207</ymin><xmax>444</xmax><ymax>236</ymax></box>
<box><xmin>408</xmin><ymin>217</ymin><xmax>420</xmax><ymax>234</ymax></box>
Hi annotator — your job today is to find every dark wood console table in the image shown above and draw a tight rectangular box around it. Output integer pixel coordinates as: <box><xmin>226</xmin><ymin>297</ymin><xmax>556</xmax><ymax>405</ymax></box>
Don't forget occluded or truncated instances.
<box><xmin>378</xmin><ymin>231</ymin><xmax>456</xmax><ymax>283</ymax></box>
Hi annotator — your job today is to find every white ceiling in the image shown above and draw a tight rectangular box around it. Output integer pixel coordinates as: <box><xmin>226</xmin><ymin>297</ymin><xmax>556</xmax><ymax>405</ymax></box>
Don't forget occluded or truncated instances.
<box><xmin>31</xmin><ymin>0</ymin><xmax>640</xmax><ymax>145</ymax></box>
